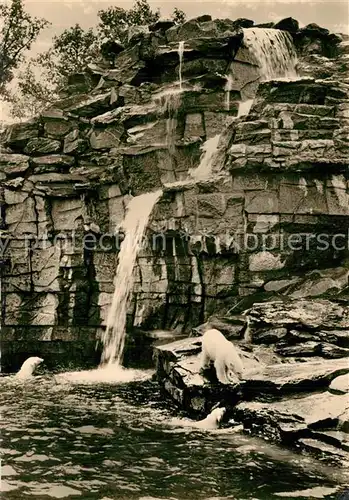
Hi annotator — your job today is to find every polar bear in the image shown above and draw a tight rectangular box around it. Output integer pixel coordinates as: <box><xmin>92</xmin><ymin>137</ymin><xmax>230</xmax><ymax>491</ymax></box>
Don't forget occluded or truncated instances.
<box><xmin>195</xmin><ymin>407</ymin><xmax>226</xmax><ymax>429</ymax></box>
<box><xmin>201</xmin><ymin>328</ymin><xmax>244</xmax><ymax>385</ymax></box>
<box><xmin>168</xmin><ymin>406</ymin><xmax>226</xmax><ymax>430</ymax></box>
<box><xmin>15</xmin><ymin>357</ymin><xmax>44</xmax><ymax>380</ymax></box>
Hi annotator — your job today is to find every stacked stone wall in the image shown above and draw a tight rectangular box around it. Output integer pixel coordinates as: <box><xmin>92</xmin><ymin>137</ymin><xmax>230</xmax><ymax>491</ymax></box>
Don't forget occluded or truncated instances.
<box><xmin>1</xmin><ymin>16</ymin><xmax>348</xmax><ymax>368</ymax></box>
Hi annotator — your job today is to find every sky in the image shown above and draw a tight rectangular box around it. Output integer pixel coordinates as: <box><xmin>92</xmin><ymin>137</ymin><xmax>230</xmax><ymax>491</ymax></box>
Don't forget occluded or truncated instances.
<box><xmin>1</xmin><ymin>0</ymin><xmax>348</xmax><ymax>122</ymax></box>
<box><xmin>23</xmin><ymin>0</ymin><xmax>349</xmax><ymax>53</ymax></box>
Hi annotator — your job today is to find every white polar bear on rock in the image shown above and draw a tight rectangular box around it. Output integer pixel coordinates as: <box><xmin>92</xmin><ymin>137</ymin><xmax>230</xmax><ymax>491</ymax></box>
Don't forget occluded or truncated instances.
<box><xmin>15</xmin><ymin>357</ymin><xmax>44</xmax><ymax>380</ymax></box>
<box><xmin>200</xmin><ymin>329</ymin><xmax>244</xmax><ymax>385</ymax></box>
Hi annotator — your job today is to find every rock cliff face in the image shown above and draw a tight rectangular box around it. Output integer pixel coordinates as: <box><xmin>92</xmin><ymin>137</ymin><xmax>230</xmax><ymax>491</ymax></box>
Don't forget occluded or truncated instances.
<box><xmin>0</xmin><ymin>16</ymin><xmax>348</xmax><ymax>369</ymax></box>
<box><xmin>154</xmin><ymin>299</ymin><xmax>349</xmax><ymax>463</ymax></box>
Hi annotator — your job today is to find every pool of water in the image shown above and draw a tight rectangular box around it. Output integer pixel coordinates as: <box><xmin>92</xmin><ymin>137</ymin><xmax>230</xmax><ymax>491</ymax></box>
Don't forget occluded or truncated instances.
<box><xmin>1</xmin><ymin>371</ymin><xmax>347</xmax><ymax>500</ymax></box>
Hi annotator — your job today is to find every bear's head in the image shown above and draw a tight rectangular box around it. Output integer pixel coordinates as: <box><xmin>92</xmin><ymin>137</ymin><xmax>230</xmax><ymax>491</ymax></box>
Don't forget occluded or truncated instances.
<box><xmin>16</xmin><ymin>357</ymin><xmax>44</xmax><ymax>379</ymax></box>
<box><xmin>209</xmin><ymin>407</ymin><xmax>226</xmax><ymax>424</ymax></box>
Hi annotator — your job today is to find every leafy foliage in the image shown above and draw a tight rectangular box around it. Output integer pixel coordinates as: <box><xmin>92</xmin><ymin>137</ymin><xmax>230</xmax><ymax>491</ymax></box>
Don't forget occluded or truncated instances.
<box><xmin>5</xmin><ymin>0</ymin><xmax>187</xmax><ymax>119</ymax></box>
<box><xmin>50</xmin><ymin>24</ymin><xmax>99</xmax><ymax>77</ymax></box>
<box><xmin>171</xmin><ymin>8</ymin><xmax>187</xmax><ymax>25</ymax></box>
<box><xmin>0</xmin><ymin>0</ymin><xmax>49</xmax><ymax>92</ymax></box>
<box><xmin>6</xmin><ymin>23</ymin><xmax>99</xmax><ymax>119</ymax></box>
<box><xmin>97</xmin><ymin>0</ymin><xmax>160</xmax><ymax>42</ymax></box>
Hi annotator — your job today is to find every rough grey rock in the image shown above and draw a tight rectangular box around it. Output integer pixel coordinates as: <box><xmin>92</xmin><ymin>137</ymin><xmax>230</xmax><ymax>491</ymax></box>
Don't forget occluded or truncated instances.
<box><xmin>288</xmin><ymin>267</ymin><xmax>349</xmax><ymax>298</ymax></box>
<box><xmin>63</xmin><ymin>129</ymin><xmax>87</xmax><ymax>154</ymax></box>
<box><xmin>244</xmin><ymin>358</ymin><xmax>349</xmax><ymax>395</ymax></box>
<box><xmin>192</xmin><ymin>316</ymin><xmax>246</xmax><ymax>339</ymax></box>
<box><xmin>64</xmin><ymin>92</ymin><xmax>115</xmax><ymax>117</ymax></box>
<box><xmin>149</xmin><ymin>20</ymin><xmax>175</xmax><ymax>33</ymax></box>
<box><xmin>31</xmin><ymin>155</ymin><xmax>75</xmax><ymax>173</ymax></box>
<box><xmin>246</xmin><ymin>299</ymin><xmax>349</xmax><ymax>331</ymax></box>
<box><xmin>275</xmin><ymin>341</ymin><xmax>321</xmax><ymax>357</ymax></box>
<box><xmin>329</xmin><ymin>374</ymin><xmax>349</xmax><ymax>395</ymax></box>
<box><xmin>0</xmin><ymin>154</ymin><xmax>30</xmax><ymax>177</ymax></box>
<box><xmin>318</xmin><ymin>330</ymin><xmax>349</xmax><ymax>348</ymax></box>
<box><xmin>24</xmin><ymin>138</ymin><xmax>62</xmax><ymax>155</ymax></box>
<box><xmin>4</xmin><ymin>120</ymin><xmax>39</xmax><ymax>149</ymax></box>
<box><xmin>44</xmin><ymin>119</ymin><xmax>73</xmax><ymax>138</ymax></box>
<box><xmin>233</xmin><ymin>391</ymin><xmax>349</xmax><ymax>462</ymax></box>
<box><xmin>253</xmin><ymin>327</ymin><xmax>288</xmax><ymax>344</ymax></box>
<box><xmin>274</xmin><ymin>18</ymin><xmax>299</xmax><ymax>34</ymax></box>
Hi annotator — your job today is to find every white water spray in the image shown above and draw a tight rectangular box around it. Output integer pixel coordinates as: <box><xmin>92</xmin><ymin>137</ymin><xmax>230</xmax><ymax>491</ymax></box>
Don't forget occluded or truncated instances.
<box><xmin>237</xmin><ymin>99</ymin><xmax>254</xmax><ymax>118</ymax></box>
<box><xmin>154</xmin><ymin>88</ymin><xmax>183</xmax><ymax>153</ymax></box>
<box><xmin>190</xmin><ymin>135</ymin><xmax>222</xmax><ymax>181</ymax></box>
<box><xmin>242</xmin><ymin>28</ymin><xmax>298</xmax><ymax>81</ymax></box>
<box><xmin>101</xmin><ymin>190</ymin><xmax>163</xmax><ymax>366</ymax></box>
<box><xmin>178</xmin><ymin>41</ymin><xmax>185</xmax><ymax>90</ymax></box>
<box><xmin>225</xmin><ymin>75</ymin><xmax>234</xmax><ymax>111</ymax></box>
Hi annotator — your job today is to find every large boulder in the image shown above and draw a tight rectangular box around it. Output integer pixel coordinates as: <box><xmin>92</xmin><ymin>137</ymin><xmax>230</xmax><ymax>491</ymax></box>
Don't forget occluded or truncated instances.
<box><xmin>245</xmin><ymin>299</ymin><xmax>349</xmax><ymax>331</ymax></box>
<box><xmin>329</xmin><ymin>374</ymin><xmax>349</xmax><ymax>395</ymax></box>
<box><xmin>155</xmin><ymin>337</ymin><xmax>258</xmax><ymax>412</ymax></box>
<box><xmin>233</xmin><ymin>391</ymin><xmax>349</xmax><ymax>463</ymax></box>
<box><xmin>24</xmin><ymin>138</ymin><xmax>62</xmax><ymax>155</ymax></box>
<box><xmin>4</xmin><ymin>120</ymin><xmax>40</xmax><ymax>151</ymax></box>
<box><xmin>0</xmin><ymin>154</ymin><xmax>30</xmax><ymax>177</ymax></box>
<box><xmin>243</xmin><ymin>358</ymin><xmax>349</xmax><ymax>396</ymax></box>
<box><xmin>274</xmin><ymin>18</ymin><xmax>299</xmax><ymax>34</ymax></box>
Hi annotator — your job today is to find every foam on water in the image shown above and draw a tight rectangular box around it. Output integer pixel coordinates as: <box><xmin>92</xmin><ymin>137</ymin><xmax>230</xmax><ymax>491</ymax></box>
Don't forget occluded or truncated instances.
<box><xmin>55</xmin><ymin>365</ymin><xmax>154</xmax><ymax>385</ymax></box>
<box><xmin>243</xmin><ymin>28</ymin><xmax>298</xmax><ymax>81</ymax></box>
<box><xmin>100</xmin><ymin>191</ymin><xmax>162</xmax><ymax>366</ymax></box>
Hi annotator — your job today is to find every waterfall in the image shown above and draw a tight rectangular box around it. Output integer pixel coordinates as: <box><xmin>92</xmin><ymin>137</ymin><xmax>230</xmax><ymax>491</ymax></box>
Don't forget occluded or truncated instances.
<box><xmin>242</xmin><ymin>28</ymin><xmax>298</xmax><ymax>81</ymax></box>
<box><xmin>154</xmin><ymin>88</ymin><xmax>182</xmax><ymax>153</ymax></box>
<box><xmin>225</xmin><ymin>75</ymin><xmax>234</xmax><ymax>111</ymax></box>
<box><xmin>178</xmin><ymin>41</ymin><xmax>185</xmax><ymax>90</ymax></box>
<box><xmin>100</xmin><ymin>190</ymin><xmax>163</xmax><ymax>366</ymax></box>
<box><xmin>237</xmin><ymin>99</ymin><xmax>254</xmax><ymax>118</ymax></box>
<box><xmin>190</xmin><ymin>135</ymin><xmax>222</xmax><ymax>181</ymax></box>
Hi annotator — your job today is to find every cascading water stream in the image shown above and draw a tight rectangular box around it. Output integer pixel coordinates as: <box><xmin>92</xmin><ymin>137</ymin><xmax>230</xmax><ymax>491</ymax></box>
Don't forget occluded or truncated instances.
<box><xmin>189</xmin><ymin>99</ymin><xmax>255</xmax><ymax>181</ymax></box>
<box><xmin>237</xmin><ymin>99</ymin><xmax>254</xmax><ymax>118</ymax></box>
<box><xmin>225</xmin><ymin>75</ymin><xmax>234</xmax><ymax>111</ymax></box>
<box><xmin>100</xmin><ymin>190</ymin><xmax>163</xmax><ymax>366</ymax></box>
<box><xmin>99</xmin><ymin>27</ymin><xmax>296</xmax><ymax>369</ymax></box>
<box><xmin>190</xmin><ymin>135</ymin><xmax>222</xmax><ymax>181</ymax></box>
<box><xmin>242</xmin><ymin>28</ymin><xmax>298</xmax><ymax>81</ymax></box>
<box><xmin>153</xmin><ymin>88</ymin><xmax>183</xmax><ymax>154</ymax></box>
<box><xmin>178</xmin><ymin>41</ymin><xmax>185</xmax><ymax>90</ymax></box>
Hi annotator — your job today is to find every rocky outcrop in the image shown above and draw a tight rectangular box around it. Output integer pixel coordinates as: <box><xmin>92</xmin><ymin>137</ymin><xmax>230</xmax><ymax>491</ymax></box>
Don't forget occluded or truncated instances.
<box><xmin>155</xmin><ymin>297</ymin><xmax>349</xmax><ymax>463</ymax></box>
<box><xmin>233</xmin><ymin>392</ymin><xmax>349</xmax><ymax>462</ymax></box>
<box><xmin>1</xmin><ymin>16</ymin><xmax>349</xmax><ymax>370</ymax></box>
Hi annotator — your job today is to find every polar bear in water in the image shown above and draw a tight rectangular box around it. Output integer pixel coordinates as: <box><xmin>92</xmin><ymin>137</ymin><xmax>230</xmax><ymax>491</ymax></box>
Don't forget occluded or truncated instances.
<box><xmin>169</xmin><ymin>407</ymin><xmax>226</xmax><ymax>430</ymax></box>
<box><xmin>195</xmin><ymin>407</ymin><xmax>226</xmax><ymax>429</ymax></box>
<box><xmin>15</xmin><ymin>357</ymin><xmax>43</xmax><ymax>380</ymax></box>
<box><xmin>201</xmin><ymin>329</ymin><xmax>244</xmax><ymax>385</ymax></box>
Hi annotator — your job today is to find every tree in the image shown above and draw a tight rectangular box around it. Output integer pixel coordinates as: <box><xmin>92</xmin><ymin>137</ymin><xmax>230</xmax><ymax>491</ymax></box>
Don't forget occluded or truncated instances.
<box><xmin>97</xmin><ymin>0</ymin><xmax>160</xmax><ymax>43</ymax></box>
<box><xmin>6</xmin><ymin>0</ymin><xmax>187</xmax><ymax>119</ymax></box>
<box><xmin>49</xmin><ymin>24</ymin><xmax>99</xmax><ymax>78</ymax></box>
<box><xmin>171</xmin><ymin>8</ymin><xmax>187</xmax><ymax>25</ymax></box>
<box><xmin>0</xmin><ymin>0</ymin><xmax>49</xmax><ymax>93</ymax></box>
<box><xmin>6</xmin><ymin>24</ymin><xmax>99</xmax><ymax>119</ymax></box>
<box><xmin>97</xmin><ymin>1</ymin><xmax>186</xmax><ymax>42</ymax></box>
<box><xmin>6</xmin><ymin>61</ymin><xmax>57</xmax><ymax>118</ymax></box>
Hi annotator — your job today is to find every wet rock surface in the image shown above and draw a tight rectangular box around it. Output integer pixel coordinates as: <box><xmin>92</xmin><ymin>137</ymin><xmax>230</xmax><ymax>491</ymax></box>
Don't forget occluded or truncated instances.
<box><xmin>1</xmin><ymin>15</ymin><xmax>349</xmax><ymax>461</ymax></box>
<box><xmin>329</xmin><ymin>374</ymin><xmax>349</xmax><ymax>395</ymax></box>
<box><xmin>155</xmin><ymin>297</ymin><xmax>349</xmax><ymax>463</ymax></box>
<box><xmin>233</xmin><ymin>392</ymin><xmax>349</xmax><ymax>462</ymax></box>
